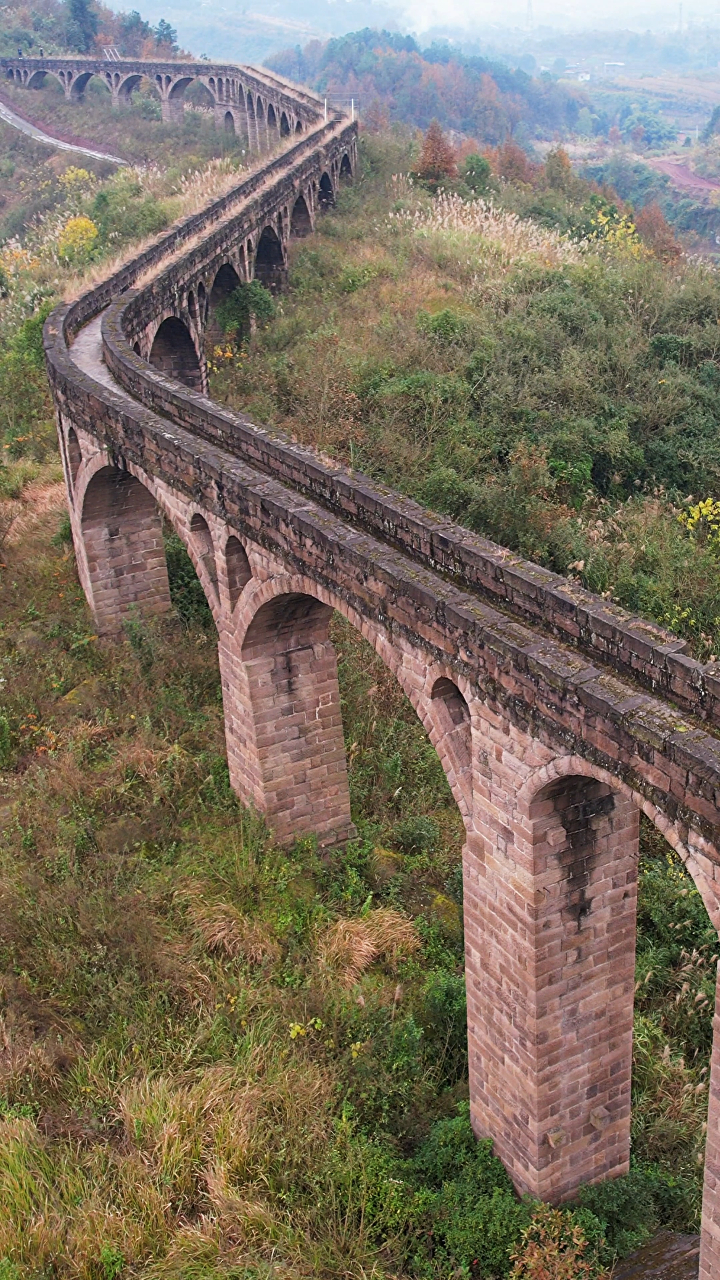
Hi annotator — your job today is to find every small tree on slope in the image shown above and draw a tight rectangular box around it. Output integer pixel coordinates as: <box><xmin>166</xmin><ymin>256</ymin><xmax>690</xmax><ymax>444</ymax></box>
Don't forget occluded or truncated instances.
<box><xmin>416</xmin><ymin>120</ymin><xmax>457</xmax><ymax>186</ymax></box>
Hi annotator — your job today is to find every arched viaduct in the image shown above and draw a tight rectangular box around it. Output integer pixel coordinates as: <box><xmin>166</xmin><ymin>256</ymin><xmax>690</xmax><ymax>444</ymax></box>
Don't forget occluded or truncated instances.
<box><xmin>0</xmin><ymin>55</ymin><xmax>320</xmax><ymax>139</ymax></box>
<box><xmin>40</xmin><ymin>65</ymin><xmax>720</xmax><ymax>1276</ymax></box>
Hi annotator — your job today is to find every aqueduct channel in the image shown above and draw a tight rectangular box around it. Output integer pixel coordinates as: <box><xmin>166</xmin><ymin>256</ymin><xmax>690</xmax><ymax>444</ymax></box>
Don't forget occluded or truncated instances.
<box><xmin>33</xmin><ymin>61</ymin><xmax>720</xmax><ymax>1274</ymax></box>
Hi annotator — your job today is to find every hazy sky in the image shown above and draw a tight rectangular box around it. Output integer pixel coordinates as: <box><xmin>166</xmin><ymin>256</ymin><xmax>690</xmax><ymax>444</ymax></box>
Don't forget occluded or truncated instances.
<box><xmin>398</xmin><ymin>0</ymin><xmax>720</xmax><ymax>31</ymax></box>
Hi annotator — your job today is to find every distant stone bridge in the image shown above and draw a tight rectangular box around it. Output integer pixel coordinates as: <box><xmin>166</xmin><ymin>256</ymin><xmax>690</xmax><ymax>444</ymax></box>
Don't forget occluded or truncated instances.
<box><xmin>38</xmin><ymin>62</ymin><xmax>720</xmax><ymax>1277</ymax></box>
<box><xmin>0</xmin><ymin>54</ymin><xmax>320</xmax><ymax>137</ymax></box>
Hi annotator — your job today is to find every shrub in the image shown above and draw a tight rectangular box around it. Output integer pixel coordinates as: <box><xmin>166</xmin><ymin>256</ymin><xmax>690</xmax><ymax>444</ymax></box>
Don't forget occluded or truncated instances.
<box><xmin>575</xmin><ymin>1168</ymin><xmax>658</xmax><ymax>1259</ymax></box>
<box><xmin>215</xmin><ymin>281</ymin><xmax>275</xmax><ymax>339</ymax></box>
<box><xmin>509</xmin><ymin>1205</ymin><xmax>607</xmax><ymax>1279</ymax></box>
<box><xmin>462</xmin><ymin>152</ymin><xmax>491</xmax><ymax>194</ymax></box>
<box><xmin>57</xmin><ymin>214</ymin><xmax>98</xmax><ymax>265</ymax></box>
<box><xmin>394</xmin><ymin>814</ymin><xmax>439</xmax><ymax>854</ymax></box>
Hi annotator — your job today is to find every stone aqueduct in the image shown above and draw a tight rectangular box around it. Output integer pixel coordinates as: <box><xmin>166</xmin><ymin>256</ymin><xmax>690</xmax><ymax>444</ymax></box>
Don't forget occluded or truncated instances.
<box><xmin>8</xmin><ymin>54</ymin><xmax>720</xmax><ymax>1274</ymax></box>
<box><xmin>1</xmin><ymin>53</ymin><xmax>320</xmax><ymax>134</ymax></box>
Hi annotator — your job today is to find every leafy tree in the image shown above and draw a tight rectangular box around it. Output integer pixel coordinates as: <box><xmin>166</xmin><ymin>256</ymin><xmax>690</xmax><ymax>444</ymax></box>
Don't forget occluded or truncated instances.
<box><xmin>634</xmin><ymin>201</ymin><xmax>681</xmax><ymax>260</ymax></box>
<box><xmin>65</xmin><ymin>0</ymin><xmax>98</xmax><ymax>53</ymax></box>
<box><xmin>153</xmin><ymin>18</ymin><xmax>178</xmax><ymax>52</ymax></box>
<box><xmin>415</xmin><ymin>120</ymin><xmax>456</xmax><ymax>186</ymax></box>
<box><xmin>118</xmin><ymin>10</ymin><xmax>152</xmax><ymax>57</ymax></box>
<box><xmin>702</xmin><ymin>104</ymin><xmax>720</xmax><ymax>141</ymax></box>
<box><xmin>462</xmin><ymin>152</ymin><xmax>491</xmax><ymax>194</ymax></box>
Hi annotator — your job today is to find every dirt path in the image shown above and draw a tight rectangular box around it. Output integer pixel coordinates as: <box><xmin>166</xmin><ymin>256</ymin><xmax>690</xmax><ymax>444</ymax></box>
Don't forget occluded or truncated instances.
<box><xmin>648</xmin><ymin>157</ymin><xmax>720</xmax><ymax>192</ymax></box>
<box><xmin>0</xmin><ymin>93</ymin><xmax>126</xmax><ymax>165</ymax></box>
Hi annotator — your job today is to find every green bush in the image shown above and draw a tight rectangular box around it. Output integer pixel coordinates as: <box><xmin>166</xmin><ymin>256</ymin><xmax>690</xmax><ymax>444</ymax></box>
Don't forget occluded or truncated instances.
<box><xmin>215</xmin><ymin>282</ymin><xmax>276</xmax><ymax>340</ymax></box>
<box><xmin>163</xmin><ymin>526</ymin><xmax>215</xmax><ymax>629</ymax></box>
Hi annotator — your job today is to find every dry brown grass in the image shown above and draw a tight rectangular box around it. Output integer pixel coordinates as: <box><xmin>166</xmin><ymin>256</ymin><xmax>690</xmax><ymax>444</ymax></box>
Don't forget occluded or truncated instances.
<box><xmin>317</xmin><ymin>909</ymin><xmax>420</xmax><ymax>986</ymax></box>
<box><xmin>184</xmin><ymin>888</ymin><xmax>280</xmax><ymax>965</ymax></box>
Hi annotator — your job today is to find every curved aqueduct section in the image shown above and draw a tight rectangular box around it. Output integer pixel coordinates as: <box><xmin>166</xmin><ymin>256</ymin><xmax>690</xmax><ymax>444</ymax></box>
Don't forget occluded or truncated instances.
<box><xmin>5</xmin><ymin>55</ymin><xmax>720</xmax><ymax>1272</ymax></box>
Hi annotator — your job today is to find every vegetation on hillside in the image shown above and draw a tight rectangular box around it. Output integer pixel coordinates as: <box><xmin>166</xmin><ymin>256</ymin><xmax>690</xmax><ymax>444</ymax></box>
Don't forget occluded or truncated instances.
<box><xmin>267</xmin><ymin>30</ymin><xmax>590</xmax><ymax>146</ymax></box>
<box><xmin>209</xmin><ymin>128</ymin><xmax>720</xmax><ymax>661</ymax></box>
<box><xmin>0</xmin><ymin>0</ymin><xmax>181</xmax><ymax>60</ymax></box>
<box><xmin>0</xmin><ymin>72</ymin><xmax>718</xmax><ymax>1278</ymax></box>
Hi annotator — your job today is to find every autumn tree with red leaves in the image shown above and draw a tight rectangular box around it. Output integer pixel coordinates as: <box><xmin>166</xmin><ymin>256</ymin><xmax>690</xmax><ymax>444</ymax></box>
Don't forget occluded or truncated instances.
<box><xmin>634</xmin><ymin>201</ymin><xmax>682</xmax><ymax>261</ymax></box>
<box><xmin>415</xmin><ymin>120</ymin><xmax>457</xmax><ymax>186</ymax></box>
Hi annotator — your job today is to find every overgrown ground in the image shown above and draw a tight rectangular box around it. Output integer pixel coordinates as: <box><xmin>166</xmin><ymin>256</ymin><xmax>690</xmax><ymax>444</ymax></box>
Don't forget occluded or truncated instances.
<box><xmin>0</xmin><ymin>127</ymin><xmax>719</xmax><ymax>1277</ymax></box>
<box><xmin>0</xmin><ymin>464</ymin><xmax>714</xmax><ymax>1280</ymax></box>
<box><xmin>210</xmin><ymin>130</ymin><xmax>720</xmax><ymax>660</ymax></box>
<box><xmin>0</xmin><ymin>78</ymin><xmax>249</xmax><ymax>242</ymax></box>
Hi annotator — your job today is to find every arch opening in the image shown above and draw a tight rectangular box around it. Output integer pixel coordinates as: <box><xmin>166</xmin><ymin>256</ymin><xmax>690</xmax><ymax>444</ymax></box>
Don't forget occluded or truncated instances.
<box><xmin>148</xmin><ymin>317</ymin><xmax>203</xmax><ymax>392</ymax></box>
<box><xmin>340</xmin><ymin>152</ymin><xmax>353</xmax><ymax>181</ymax></box>
<box><xmin>267</xmin><ymin>103</ymin><xmax>277</xmax><ymax>131</ymax></box>
<box><xmin>225</xmin><ymin>535</ymin><xmax>252</xmax><ymax>610</ymax></box>
<box><xmin>186</xmin><ymin>79</ymin><xmax>214</xmax><ymax>109</ymax></box>
<box><xmin>168</xmin><ymin>76</ymin><xmax>193</xmax><ymax>102</ymax></box>
<box><xmin>431</xmin><ymin>676</ymin><xmax>471</xmax><ymax>775</ymax></box>
<box><xmin>318</xmin><ymin>171</ymin><xmax>335</xmax><ymax>210</ymax></box>
<box><xmin>190</xmin><ymin>512</ymin><xmax>218</xmax><ymax>590</ymax></box>
<box><xmin>70</xmin><ymin>72</ymin><xmax>110</xmax><ymax>102</ymax></box>
<box><xmin>117</xmin><ymin>73</ymin><xmax>143</xmax><ymax>105</ymax></box>
<box><xmin>187</xmin><ymin>290</ymin><xmax>197</xmax><ymax>324</ymax></box>
<box><xmin>290</xmin><ymin>193</ymin><xmax>312</xmax><ymax>238</ymax></box>
<box><xmin>80</xmin><ymin>466</ymin><xmax>171</xmax><ymax>635</ymax></box>
<box><xmin>224</xmin><ymin>110</ymin><xmax>235</xmax><ymax>134</ymax></box>
<box><xmin>26</xmin><ymin>69</ymin><xmax>48</xmax><ymax>89</ymax></box>
<box><xmin>197</xmin><ymin>281</ymin><xmax>207</xmax><ymax>321</ymax></box>
<box><xmin>254</xmin><ymin>225</ymin><xmax>285</xmax><ymax>294</ymax></box>
<box><xmin>295</xmin><ymin>119</ymin><xmax>303</xmax><ymax>134</ymax></box>
<box><xmin>280</xmin><ymin>110</ymin><xmax>290</xmax><ymax>136</ymax></box>
<box><xmin>66</xmin><ymin>425</ymin><xmax>81</xmax><ymax>484</ymax></box>
<box><xmin>238</xmin><ymin>590</ymin><xmax>467</xmax><ymax>854</ymax></box>
<box><xmin>208</xmin><ymin>262</ymin><xmax>242</xmax><ymax>347</ymax></box>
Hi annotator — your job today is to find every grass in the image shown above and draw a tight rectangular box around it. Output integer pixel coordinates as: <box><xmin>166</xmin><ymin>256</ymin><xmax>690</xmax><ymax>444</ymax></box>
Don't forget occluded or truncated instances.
<box><xmin>0</xmin><ymin>450</ymin><xmax>714</xmax><ymax>1279</ymax></box>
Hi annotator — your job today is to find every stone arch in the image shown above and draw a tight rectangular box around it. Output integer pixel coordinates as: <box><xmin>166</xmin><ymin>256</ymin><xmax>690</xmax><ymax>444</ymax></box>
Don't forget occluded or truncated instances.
<box><xmin>189</xmin><ymin>512</ymin><xmax>218</xmax><ymax>592</ymax></box>
<box><xmin>69</xmin><ymin>71</ymin><xmax>110</xmax><ymax>102</ymax></box>
<box><xmin>148</xmin><ymin>316</ymin><xmax>203</xmax><ymax>392</ymax></box>
<box><xmin>187</xmin><ymin>290</ymin><xmax>197</xmax><ymax>325</ymax></box>
<box><xmin>295</xmin><ymin>119</ymin><xmax>303</xmax><ymax>134</ymax></box>
<box><xmin>79</xmin><ymin>464</ymin><xmax>171</xmax><ymax>637</ymax></box>
<box><xmin>133</xmin><ymin>341</ymin><xmax>141</xmax><ymax>356</ymax></box>
<box><xmin>318</xmin><ymin>171</ymin><xmax>334</xmax><ymax>209</ymax></box>
<box><xmin>207</xmin><ymin>262</ymin><xmax>241</xmax><ymax>345</ymax></box>
<box><xmin>430</xmin><ymin>676</ymin><xmax>471</xmax><ymax>802</ymax></box>
<box><xmin>254</xmin><ymin>225</ymin><xmax>285</xmax><ymax>293</ymax></box>
<box><xmin>267</xmin><ymin>102</ymin><xmax>277</xmax><ymax>133</ymax></box>
<box><xmin>340</xmin><ymin>152</ymin><xmax>353</xmax><ymax>181</ymax></box>
<box><xmin>224</xmin><ymin>110</ymin><xmax>234</xmax><ymax>134</ymax></box>
<box><xmin>197</xmin><ymin>281</ymin><xmax>207</xmax><ymax>321</ymax></box>
<box><xmin>517</xmin><ymin>754</ymin><xmax>720</xmax><ymax>930</ymax></box>
<box><xmin>66</xmin><ymin>425</ymin><xmax>81</xmax><ymax>485</ymax></box>
<box><xmin>26</xmin><ymin>69</ymin><xmax>48</xmax><ymax>89</ymax></box>
<box><xmin>229</xmin><ymin>574</ymin><xmax>473</xmax><ymax>842</ymax></box>
<box><xmin>280</xmin><ymin>110</ymin><xmax>290</xmax><ymax>137</ymax></box>
<box><xmin>225</xmin><ymin>535</ymin><xmax>252</xmax><ymax>611</ymax></box>
<box><xmin>290</xmin><ymin>193</ymin><xmax>312</xmax><ymax>237</ymax></box>
<box><xmin>116</xmin><ymin>72</ymin><xmax>143</xmax><ymax>105</ymax></box>
<box><xmin>168</xmin><ymin>76</ymin><xmax>193</xmax><ymax>105</ymax></box>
